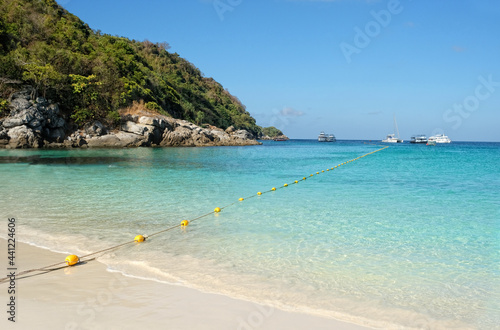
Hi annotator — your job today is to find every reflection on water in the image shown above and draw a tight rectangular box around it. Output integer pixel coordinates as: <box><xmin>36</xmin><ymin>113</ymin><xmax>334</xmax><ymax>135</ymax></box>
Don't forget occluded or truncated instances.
<box><xmin>0</xmin><ymin>155</ymin><xmax>131</xmax><ymax>165</ymax></box>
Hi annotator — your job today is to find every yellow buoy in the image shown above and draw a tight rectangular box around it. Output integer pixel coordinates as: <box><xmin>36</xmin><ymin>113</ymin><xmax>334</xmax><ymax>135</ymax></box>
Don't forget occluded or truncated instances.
<box><xmin>239</xmin><ymin>197</ymin><xmax>244</xmax><ymax>201</ymax></box>
<box><xmin>134</xmin><ymin>235</ymin><xmax>145</xmax><ymax>243</ymax></box>
<box><xmin>331</xmin><ymin>167</ymin><xmax>334</xmax><ymax>170</ymax></box>
<box><xmin>272</xmin><ymin>187</ymin><xmax>276</xmax><ymax>191</ymax></box>
<box><xmin>327</xmin><ymin>169</ymin><xmax>329</xmax><ymax>171</ymax></box>
<box><xmin>303</xmin><ymin>177</ymin><xmax>306</xmax><ymax>180</ymax></box>
<box><xmin>257</xmin><ymin>192</ymin><xmax>262</xmax><ymax>195</ymax></box>
<box><xmin>181</xmin><ymin>220</ymin><xmax>189</xmax><ymax>226</ymax></box>
<box><xmin>322</xmin><ymin>170</ymin><xmax>324</xmax><ymax>172</ymax></box>
<box><xmin>294</xmin><ymin>180</ymin><xmax>298</xmax><ymax>183</ymax></box>
<box><xmin>284</xmin><ymin>183</ymin><xmax>288</xmax><ymax>187</ymax></box>
<box><xmin>65</xmin><ymin>254</ymin><xmax>79</xmax><ymax>266</ymax></box>
<box><xmin>310</xmin><ymin>174</ymin><xmax>313</xmax><ymax>177</ymax></box>
<box><xmin>316</xmin><ymin>172</ymin><xmax>319</xmax><ymax>174</ymax></box>
<box><xmin>214</xmin><ymin>207</ymin><xmax>221</xmax><ymax>213</ymax></box>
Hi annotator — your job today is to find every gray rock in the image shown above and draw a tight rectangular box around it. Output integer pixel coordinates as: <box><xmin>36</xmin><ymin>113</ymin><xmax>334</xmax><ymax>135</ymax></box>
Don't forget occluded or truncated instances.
<box><xmin>9</xmin><ymin>88</ymin><xmax>32</xmax><ymax>102</ymax></box>
<box><xmin>35</xmin><ymin>97</ymin><xmax>47</xmax><ymax>105</ymax></box>
<box><xmin>6</xmin><ymin>125</ymin><xmax>39</xmax><ymax>148</ymax></box>
<box><xmin>86</xmin><ymin>132</ymin><xmax>146</xmax><ymax>148</ymax></box>
<box><xmin>85</xmin><ymin>121</ymin><xmax>106</xmax><ymax>136</ymax></box>
<box><xmin>157</xmin><ymin>119</ymin><xmax>171</xmax><ymax>131</ymax></box>
<box><xmin>2</xmin><ymin>117</ymin><xmax>26</xmax><ymax>128</ymax></box>
<box><xmin>138</xmin><ymin>116</ymin><xmax>158</xmax><ymax>126</ymax></box>
<box><xmin>121</xmin><ymin>121</ymin><xmax>155</xmax><ymax>136</ymax></box>
<box><xmin>9</xmin><ymin>98</ymin><xmax>31</xmax><ymax>113</ymax></box>
<box><xmin>86</xmin><ymin>134</ymin><xmax>121</xmax><ymax>148</ymax></box>
<box><xmin>0</xmin><ymin>94</ymin><xmax>69</xmax><ymax>148</ymax></box>
<box><xmin>233</xmin><ymin>129</ymin><xmax>254</xmax><ymax>140</ymax></box>
<box><xmin>122</xmin><ymin>121</ymin><xmax>145</xmax><ymax>135</ymax></box>
<box><xmin>46</xmin><ymin>104</ymin><xmax>63</xmax><ymax>128</ymax></box>
<box><xmin>192</xmin><ymin>130</ymin><xmax>215</xmax><ymax>145</ymax></box>
<box><xmin>210</xmin><ymin>129</ymin><xmax>230</xmax><ymax>142</ymax></box>
<box><xmin>47</xmin><ymin>103</ymin><xmax>60</xmax><ymax>115</ymax></box>
<box><xmin>54</xmin><ymin>117</ymin><xmax>65</xmax><ymax>128</ymax></box>
<box><xmin>225</xmin><ymin>125</ymin><xmax>235</xmax><ymax>133</ymax></box>
<box><xmin>160</xmin><ymin>126</ymin><xmax>193</xmax><ymax>146</ymax></box>
<box><xmin>114</xmin><ymin>131</ymin><xmax>146</xmax><ymax>147</ymax></box>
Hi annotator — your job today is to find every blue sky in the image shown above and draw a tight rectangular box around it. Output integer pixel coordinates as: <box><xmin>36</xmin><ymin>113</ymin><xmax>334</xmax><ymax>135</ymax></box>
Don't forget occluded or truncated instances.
<box><xmin>58</xmin><ymin>0</ymin><xmax>500</xmax><ymax>141</ymax></box>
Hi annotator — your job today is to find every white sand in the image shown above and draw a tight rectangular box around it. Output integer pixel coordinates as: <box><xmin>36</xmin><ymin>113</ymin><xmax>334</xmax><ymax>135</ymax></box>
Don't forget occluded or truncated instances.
<box><xmin>0</xmin><ymin>239</ymin><xmax>370</xmax><ymax>329</ymax></box>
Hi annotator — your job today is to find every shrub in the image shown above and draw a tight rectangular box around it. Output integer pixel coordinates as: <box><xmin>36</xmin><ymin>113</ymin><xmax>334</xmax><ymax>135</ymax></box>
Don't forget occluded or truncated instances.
<box><xmin>106</xmin><ymin>110</ymin><xmax>121</xmax><ymax>126</ymax></box>
<box><xmin>145</xmin><ymin>101</ymin><xmax>162</xmax><ymax>112</ymax></box>
<box><xmin>0</xmin><ymin>99</ymin><xmax>9</xmax><ymax>116</ymax></box>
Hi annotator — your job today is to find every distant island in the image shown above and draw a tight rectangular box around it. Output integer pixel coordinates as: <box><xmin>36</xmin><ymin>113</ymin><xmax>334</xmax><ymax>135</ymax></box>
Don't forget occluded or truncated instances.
<box><xmin>0</xmin><ymin>0</ymin><xmax>279</xmax><ymax>148</ymax></box>
<box><xmin>260</xmin><ymin>126</ymin><xmax>289</xmax><ymax>141</ymax></box>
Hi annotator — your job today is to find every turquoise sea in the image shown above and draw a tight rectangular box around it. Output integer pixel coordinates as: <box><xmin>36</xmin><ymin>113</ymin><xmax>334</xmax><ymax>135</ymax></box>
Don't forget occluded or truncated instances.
<box><xmin>1</xmin><ymin>140</ymin><xmax>499</xmax><ymax>329</ymax></box>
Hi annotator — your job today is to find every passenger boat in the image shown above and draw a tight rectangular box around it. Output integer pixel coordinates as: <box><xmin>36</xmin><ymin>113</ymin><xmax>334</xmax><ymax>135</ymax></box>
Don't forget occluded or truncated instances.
<box><xmin>318</xmin><ymin>132</ymin><xmax>327</xmax><ymax>142</ymax></box>
<box><xmin>326</xmin><ymin>134</ymin><xmax>336</xmax><ymax>142</ymax></box>
<box><xmin>410</xmin><ymin>135</ymin><xmax>428</xmax><ymax>144</ymax></box>
<box><xmin>318</xmin><ymin>132</ymin><xmax>336</xmax><ymax>142</ymax></box>
<box><xmin>428</xmin><ymin>134</ymin><xmax>451</xmax><ymax>143</ymax></box>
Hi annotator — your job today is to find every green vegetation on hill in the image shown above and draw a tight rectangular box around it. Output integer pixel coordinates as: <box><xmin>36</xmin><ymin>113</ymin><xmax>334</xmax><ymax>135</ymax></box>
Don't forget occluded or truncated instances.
<box><xmin>261</xmin><ymin>126</ymin><xmax>284</xmax><ymax>138</ymax></box>
<box><xmin>0</xmin><ymin>0</ymin><xmax>261</xmax><ymax>135</ymax></box>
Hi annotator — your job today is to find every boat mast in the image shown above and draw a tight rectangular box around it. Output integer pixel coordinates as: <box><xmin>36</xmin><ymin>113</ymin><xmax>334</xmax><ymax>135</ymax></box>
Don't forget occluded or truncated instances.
<box><xmin>393</xmin><ymin>114</ymin><xmax>400</xmax><ymax>139</ymax></box>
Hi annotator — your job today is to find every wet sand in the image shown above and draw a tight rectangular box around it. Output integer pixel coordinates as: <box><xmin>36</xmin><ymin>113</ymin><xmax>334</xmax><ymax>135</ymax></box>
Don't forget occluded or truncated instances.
<box><xmin>0</xmin><ymin>239</ymin><xmax>369</xmax><ymax>329</ymax></box>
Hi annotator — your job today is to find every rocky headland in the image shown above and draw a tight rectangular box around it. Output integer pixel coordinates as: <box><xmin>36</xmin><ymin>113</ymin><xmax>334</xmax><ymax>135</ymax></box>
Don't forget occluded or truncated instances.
<box><xmin>0</xmin><ymin>89</ymin><xmax>260</xmax><ymax>149</ymax></box>
<box><xmin>259</xmin><ymin>135</ymin><xmax>290</xmax><ymax>141</ymax></box>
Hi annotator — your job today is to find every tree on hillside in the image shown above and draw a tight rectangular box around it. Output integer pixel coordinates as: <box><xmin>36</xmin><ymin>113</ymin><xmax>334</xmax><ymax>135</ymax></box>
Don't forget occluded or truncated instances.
<box><xmin>0</xmin><ymin>0</ymin><xmax>262</xmax><ymax>135</ymax></box>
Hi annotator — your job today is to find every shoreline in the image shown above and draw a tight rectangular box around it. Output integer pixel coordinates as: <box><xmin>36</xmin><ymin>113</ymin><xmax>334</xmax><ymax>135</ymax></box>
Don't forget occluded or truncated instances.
<box><xmin>0</xmin><ymin>238</ymin><xmax>369</xmax><ymax>329</ymax></box>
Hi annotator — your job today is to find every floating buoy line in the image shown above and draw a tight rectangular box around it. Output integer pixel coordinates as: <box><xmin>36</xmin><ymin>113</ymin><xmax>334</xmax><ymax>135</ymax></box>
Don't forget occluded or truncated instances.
<box><xmin>0</xmin><ymin>145</ymin><xmax>389</xmax><ymax>283</ymax></box>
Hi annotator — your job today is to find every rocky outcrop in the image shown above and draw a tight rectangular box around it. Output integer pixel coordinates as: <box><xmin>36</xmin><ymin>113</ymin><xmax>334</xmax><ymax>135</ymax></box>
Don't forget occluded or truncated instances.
<box><xmin>0</xmin><ymin>89</ymin><xmax>260</xmax><ymax>148</ymax></box>
<box><xmin>259</xmin><ymin>134</ymin><xmax>289</xmax><ymax>141</ymax></box>
<box><xmin>0</xmin><ymin>89</ymin><xmax>66</xmax><ymax>148</ymax></box>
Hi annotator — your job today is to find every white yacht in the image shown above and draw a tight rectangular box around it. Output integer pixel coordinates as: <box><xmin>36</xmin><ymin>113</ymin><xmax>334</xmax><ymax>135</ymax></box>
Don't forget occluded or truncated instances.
<box><xmin>318</xmin><ymin>131</ymin><xmax>327</xmax><ymax>142</ymax></box>
<box><xmin>318</xmin><ymin>132</ymin><xmax>336</xmax><ymax>142</ymax></box>
<box><xmin>382</xmin><ymin>115</ymin><xmax>403</xmax><ymax>143</ymax></box>
<box><xmin>428</xmin><ymin>134</ymin><xmax>451</xmax><ymax>143</ymax></box>
<box><xmin>382</xmin><ymin>134</ymin><xmax>403</xmax><ymax>143</ymax></box>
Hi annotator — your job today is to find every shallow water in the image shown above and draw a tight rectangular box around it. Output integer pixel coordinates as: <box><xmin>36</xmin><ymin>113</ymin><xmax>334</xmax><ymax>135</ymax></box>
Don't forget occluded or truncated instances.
<box><xmin>1</xmin><ymin>141</ymin><xmax>499</xmax><ymax>329</ymax></box>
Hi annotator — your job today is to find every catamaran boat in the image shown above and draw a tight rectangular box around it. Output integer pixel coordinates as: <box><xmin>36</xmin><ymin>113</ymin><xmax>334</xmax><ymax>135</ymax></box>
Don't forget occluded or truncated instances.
<box><xmin>382</xmin><ymin>134</ymin><xmax>403</xmax><ymax>143</ymax></box>
<box><xmin>382</xmin><ymin>115</ymin><xmax>403</xmax><ymax>143</ymax></box>
<box><xmin>428</xmin><ymin>134</ymin><xmax>451</xmax><ymax>143</ymax></box>
<box><xmin>410</xmin><ymin>135</ymin><xmax>428</xmax><ymax>144</ymax></box>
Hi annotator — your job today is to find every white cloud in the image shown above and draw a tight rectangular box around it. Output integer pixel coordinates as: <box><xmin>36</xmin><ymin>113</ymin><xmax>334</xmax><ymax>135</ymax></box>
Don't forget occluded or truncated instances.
<box><xmin>280</xmin><ymin>107</ymin><xmax>304</xmax><ymax>117</ymax></box>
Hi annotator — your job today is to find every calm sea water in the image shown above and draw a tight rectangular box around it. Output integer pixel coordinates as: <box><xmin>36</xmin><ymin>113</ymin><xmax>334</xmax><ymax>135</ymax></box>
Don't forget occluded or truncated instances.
<box><xmin>1</xmin><ymin>140</ymin><xmax>499</xmax><ymax>329</ymax></box>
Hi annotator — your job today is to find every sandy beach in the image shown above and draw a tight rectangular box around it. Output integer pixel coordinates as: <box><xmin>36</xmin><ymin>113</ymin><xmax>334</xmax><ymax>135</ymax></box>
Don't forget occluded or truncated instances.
<box><xmin>0</xmin><ymin>239</ymin><xmax>369</xmax><ymax>329</ymax></box>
